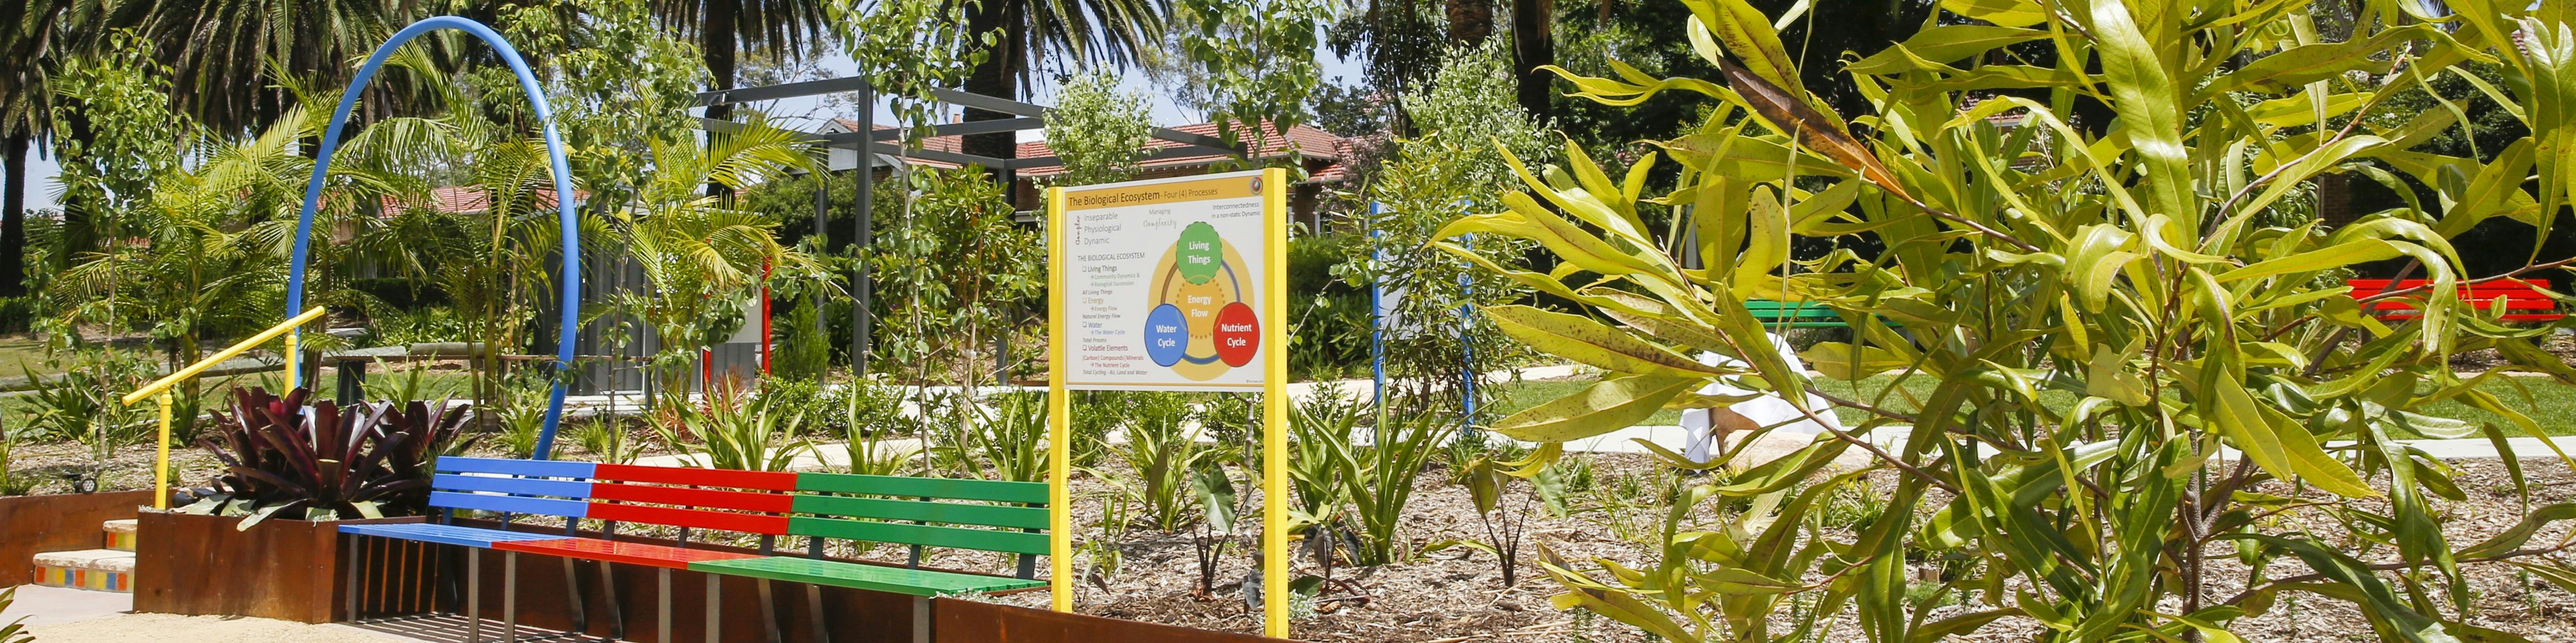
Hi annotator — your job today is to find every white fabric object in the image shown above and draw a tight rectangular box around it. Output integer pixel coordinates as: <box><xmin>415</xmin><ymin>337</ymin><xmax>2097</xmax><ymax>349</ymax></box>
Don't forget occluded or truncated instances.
<box><xmin>1679</xmin><ymin>332</ymin><xmax>1848</xmax><ymax>464</ymax></box>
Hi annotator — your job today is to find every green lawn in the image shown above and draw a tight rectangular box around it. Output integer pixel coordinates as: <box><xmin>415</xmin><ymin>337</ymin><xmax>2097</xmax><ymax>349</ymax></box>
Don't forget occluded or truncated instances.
<box><xmin>1484</xmin><ymin>374</ymin><xmax>2576</xmax><ymax>437</ymax></box>
<box><xmin>0</xmin><ymin>336</ymin><xmax>58</xmax><ymax>380</ymax></box>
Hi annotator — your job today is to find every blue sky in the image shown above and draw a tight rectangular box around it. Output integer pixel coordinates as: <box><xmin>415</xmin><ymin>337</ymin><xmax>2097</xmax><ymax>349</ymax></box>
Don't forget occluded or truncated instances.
<box><xmin>15</xmin><ymin>42</ymin><xmax>1365</xmax><ymax>212</ymax></box>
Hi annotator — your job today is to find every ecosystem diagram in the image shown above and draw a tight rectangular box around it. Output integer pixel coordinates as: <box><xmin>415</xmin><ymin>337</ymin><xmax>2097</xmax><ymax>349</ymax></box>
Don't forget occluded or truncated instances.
<box><xmin>1143</xmin><ymin>221</ymin><xmax>1260</xmax><ymax>380</ymax></box>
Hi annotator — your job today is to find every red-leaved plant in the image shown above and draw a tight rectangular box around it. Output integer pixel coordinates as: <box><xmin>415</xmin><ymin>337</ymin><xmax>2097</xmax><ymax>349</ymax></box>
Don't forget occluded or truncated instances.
<box><xmin>184</xmin><ymin>386</ymin><xmax>470</xmax><ymax>529</ymax></box>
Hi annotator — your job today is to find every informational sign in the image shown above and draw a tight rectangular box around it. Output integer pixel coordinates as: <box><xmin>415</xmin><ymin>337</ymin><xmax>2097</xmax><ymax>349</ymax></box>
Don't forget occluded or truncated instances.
<box><xmin>1048</xmin><ymin>167</ymin><xmax>1288</xmax><ymax>637</ymax></box>
<box><xmin>1053</xmin><ymin>170</ymin><xmax>1274</xmax><ymax>391</ymax></box>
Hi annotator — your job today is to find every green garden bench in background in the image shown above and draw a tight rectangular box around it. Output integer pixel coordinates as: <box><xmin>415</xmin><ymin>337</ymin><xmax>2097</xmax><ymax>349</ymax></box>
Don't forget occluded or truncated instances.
<box><xmin>1745</xmin><ymin>300</ymin><xmax>1885</xmax><ymax>328</ymax></box>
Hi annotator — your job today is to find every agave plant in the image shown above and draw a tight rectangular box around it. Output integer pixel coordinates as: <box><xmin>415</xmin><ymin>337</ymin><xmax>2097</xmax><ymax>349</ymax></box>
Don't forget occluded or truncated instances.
<box><xmin>188</xmin><ymin>387</ymin><xmax>469</xmax><ymax>529</ymax></box>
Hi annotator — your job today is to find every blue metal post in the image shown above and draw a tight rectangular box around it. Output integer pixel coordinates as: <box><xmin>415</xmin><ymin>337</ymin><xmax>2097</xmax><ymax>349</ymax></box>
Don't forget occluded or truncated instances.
<box><xmin>1458</xmin><ymin>232</ymin><xmax>1476</xmax><ymax>438</ymax></box>
<box><xmin>1367</xmin><ymin>202</ymin><xmax>1386</xmax><ymax>411</ymax></box>
<box><xmin>283</xmin><ymin>16</ymin><xmax>582</xmax><ymax>459</ymax></box>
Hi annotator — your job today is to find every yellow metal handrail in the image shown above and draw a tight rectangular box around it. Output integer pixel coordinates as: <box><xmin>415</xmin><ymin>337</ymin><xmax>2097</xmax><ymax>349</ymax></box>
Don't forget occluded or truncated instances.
<box><xmin>121</xmin><ymin>306</ymin><xmax>328</xmax><ymax>509</ymax></box>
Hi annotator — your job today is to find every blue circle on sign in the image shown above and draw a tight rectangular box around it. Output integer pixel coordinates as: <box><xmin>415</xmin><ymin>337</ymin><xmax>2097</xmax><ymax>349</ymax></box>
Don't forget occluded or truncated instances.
<box><xmin>1144</xmin><ymin>304</ymin><xmax>1189</xmax><ymax>367</ymax></box>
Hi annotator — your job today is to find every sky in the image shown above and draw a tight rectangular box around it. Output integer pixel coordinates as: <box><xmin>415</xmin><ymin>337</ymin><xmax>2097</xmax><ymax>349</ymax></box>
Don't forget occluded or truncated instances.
<box><xmin>14</xmin><ymin>40</ymin><xmax>1366</xmax><ymax>212</ymax></box>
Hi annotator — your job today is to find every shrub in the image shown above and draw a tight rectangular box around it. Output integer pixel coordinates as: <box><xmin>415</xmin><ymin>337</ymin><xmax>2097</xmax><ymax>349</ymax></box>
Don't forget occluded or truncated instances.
<box><xmin>1475</xmin><ymin>1</ymin><xmax>2576</xmax><ymax>639</ymax></box>
<box><xmin>1122</xmin><ymin>393</ymin><xmax>1228</xmax><ymax>531</ymax></box>
<box><xmin>662</xmin><ymin>382</ymin><xmax>813</xmax><ymax>472</ymax></box>
<box><xmin>188</xmin><ymin>387</ymin><xmax>467</xmax><ymax>528</ymax></box>
<box><xmin>0</xmin><ymin>434</ymin><xmax>33</xmax><ymax>496</ymax></box>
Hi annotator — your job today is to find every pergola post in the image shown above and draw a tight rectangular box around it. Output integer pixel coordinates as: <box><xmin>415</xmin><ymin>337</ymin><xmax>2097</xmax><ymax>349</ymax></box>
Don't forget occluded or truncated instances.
<box><xmin>852</xmin><ymin>79</ymin><xmax>875</xmax><ymax>376</ymax></box>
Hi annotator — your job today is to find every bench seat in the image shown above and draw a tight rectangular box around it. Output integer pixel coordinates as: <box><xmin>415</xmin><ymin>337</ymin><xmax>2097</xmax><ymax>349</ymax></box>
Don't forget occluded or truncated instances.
<box><xmin>491</xmin><ymin>537</ymin><xmax>764</xmax><ymax>569</ymax></box>
<box><xmin>338</xmin><ymin>522</ymin><xmax>573</xmax><ymax>548</ymax></box>
<box><xmin>689</xmin><ymin>556</ymin><xmax>1046</xmax><ymax>597</ymax></box>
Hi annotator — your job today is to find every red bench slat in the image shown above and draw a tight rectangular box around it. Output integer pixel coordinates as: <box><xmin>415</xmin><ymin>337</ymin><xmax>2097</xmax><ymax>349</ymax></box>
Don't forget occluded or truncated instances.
<box><xmin>591</xmin><ymin>463</ymin><xmax>800</xmax><ymax>490</ymax></box>
<box><xmin>587</xmin><ymin>502</ymin><xmax>791</xmax><ymax>534</ymax></box>
<box><xmin>2346</xmin><ymin>278</ymin><xmax>2563</xmax><ymax>322</ymax></box>
<box><xmin>493</xmin><ymin>538</ymin><xmax>762</xmax><ymax>569</ymax></box>
<box><xmin>590</xmin><ymin>482</ymin><xmax>796</xmax><ymax>513</ymax></box>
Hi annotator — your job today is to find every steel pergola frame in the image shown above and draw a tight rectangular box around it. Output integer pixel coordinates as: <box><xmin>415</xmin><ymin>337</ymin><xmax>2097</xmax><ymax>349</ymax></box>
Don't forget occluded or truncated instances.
<box><xmin>692</xmin><ymin>76</ymin><xmax>1248</xmax><ymax>377</ymax></box>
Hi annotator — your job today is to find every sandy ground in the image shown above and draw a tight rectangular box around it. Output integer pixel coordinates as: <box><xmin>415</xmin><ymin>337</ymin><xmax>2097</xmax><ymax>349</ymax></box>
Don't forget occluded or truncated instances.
<box><xmin>1</xmin><ymin>584</ymin><xmax>534</xmax><ymax>643</ymax></box>
<box><xmin>25</xmin><ymin>613</ymin><xmax>426</xmax><ymax>642</ymax></box>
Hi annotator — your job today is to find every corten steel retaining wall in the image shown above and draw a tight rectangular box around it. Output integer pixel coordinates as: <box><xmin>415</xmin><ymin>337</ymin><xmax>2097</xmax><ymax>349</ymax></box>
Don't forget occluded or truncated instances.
<box><xmin>132</xmin><ymin>512</ymin><xmax>428</xmax><ymax>623</ymax></box>
<box><xmin>139</xmin><ymin>513</ymin><xmax>1295</xmax><ymax>642</ymax></box>
<box><xmin>397</xmin><ymin>518</ymin><xmax>1294</xmax><ymax>643</ymax></box>
<box><xmin>0</xmin><ymin>490</ymin><xmax>155</xmax><ymax>586</ymax></box>
<box><xmin>936</xmin><ymin>599</ymin><xmax>1291</xmax><ymax>643</ymax></box>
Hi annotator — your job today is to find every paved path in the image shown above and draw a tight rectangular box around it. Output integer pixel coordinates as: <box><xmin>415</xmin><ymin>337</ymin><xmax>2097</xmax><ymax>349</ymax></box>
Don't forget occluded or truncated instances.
<box><xmin>2</xmin><ymin>584</ymin><xmax>131</xmax><ymax>627</ymax></box>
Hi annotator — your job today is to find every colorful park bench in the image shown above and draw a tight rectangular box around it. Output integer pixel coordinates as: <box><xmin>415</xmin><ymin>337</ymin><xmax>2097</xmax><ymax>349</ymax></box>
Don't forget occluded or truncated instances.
<box><xmin>2345</xmin><ymin>279</ymin><xmax>2565</xmax><ymax>323</ymax></box>
<box><xmin>1745</xmin><ymin>300</ymin><xmax>1891</xmax><ymax>328</ymax></box>
<box><xmin>339</xmin><ymin>456</ymin><xmax>1049</xmax><ymax>643</ymax></box>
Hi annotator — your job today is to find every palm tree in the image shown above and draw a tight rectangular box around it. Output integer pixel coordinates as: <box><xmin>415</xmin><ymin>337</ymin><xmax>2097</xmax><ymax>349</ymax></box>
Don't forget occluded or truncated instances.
<box><xmin>957</xmin><ymin>0</ymin><xmax>1171</xmax><ymax>181</ymax></box>
<box><xmin>607</xmin><ymin>115</ymin><xmax>825</xmax><ymax>409</ymax></box>
<box><xmin>110</xmin><ymin>0</ymin><xmax>427</xmax><ymax>136</ymax></box>
<box><xmin>1</xmin><ymin>0</ymin><xmax>90</xmax><ymax>297</ymax></box>
<box><xmin>650</xmin><ymin>0</ymin><xmax>831</xmax><ymax>123</ymax></box>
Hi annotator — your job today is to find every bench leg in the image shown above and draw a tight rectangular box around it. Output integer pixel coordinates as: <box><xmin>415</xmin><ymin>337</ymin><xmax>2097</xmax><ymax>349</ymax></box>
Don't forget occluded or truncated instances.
<box><xmin>911</xmin><ymin>596</ymin><xmax>930</xmax><ymax>643</ymax></box>
<box><xmin>503</xmin><ymin>551</ymin><xmax>518</xmax><ymax>642</ymax></box>
<box><xmin>594</xmin><ymin>560</ymin><xmax>623</xmax><ymax>639</ymax></box>
<box><xmin>562</xmin><ymin>557</ymin><xmax>589</xmax><ymax>634</ymax></box>
<box><xmin>804</xmin><ymin>585</ymin><xmax>829</xmax><ymax>643</ymax></box>
<box><xmin>705</xmin><ymin>573</ymin><xmax>721</xmax><ymax>643</ymax></box>
<box><xmin>659</xmin><ymin>568</ymin><xmax>673</xmax><ymax>643</ymax></box>
<box><xmin>466</xmin><ymin>548</ymin><xmax>482</xmax><ymax>643</ymax></box>
<box><xmin>343</xmin><ymin>534</ymin><xmax>359</xmax><ymax>623</ymax></box>
<box><xmin>755</xmin><ymin>579</ymin><xmax>782</xmax><ymax>643</ymax></box>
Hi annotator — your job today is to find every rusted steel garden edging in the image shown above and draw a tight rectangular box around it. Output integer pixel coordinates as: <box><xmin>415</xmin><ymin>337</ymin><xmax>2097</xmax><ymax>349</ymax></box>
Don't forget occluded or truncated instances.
<box><xmin>141</xmin><ymin>511</ymin><xmax>1297</xmax><ymax>641</ymax></box>
<box><xmin>0</xmin><ymin>490</ymin><xmax>155</xmax><ymax>586</ymax></box>
<box><xmin>132</xmin><ymin>511</ymin><xmax>426</xmax><ymax>623</ymax></box>
<box><xmin>935</xmin><ymin>598</ymin><xmax>1295</xmax><ymax>643</ymax></box>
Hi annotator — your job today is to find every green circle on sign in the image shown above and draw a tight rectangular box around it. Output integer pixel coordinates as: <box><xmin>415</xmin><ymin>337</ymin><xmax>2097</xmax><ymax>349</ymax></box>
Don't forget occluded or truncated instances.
<box><xmin>1175</xmin><ymin>222</ymin><xmax>1223</xmax><ymax>285</ymax></box>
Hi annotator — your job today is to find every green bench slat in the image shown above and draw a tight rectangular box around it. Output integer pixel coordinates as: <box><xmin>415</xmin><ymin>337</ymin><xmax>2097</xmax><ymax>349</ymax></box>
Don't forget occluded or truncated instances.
<box><xmin>787</xmin><ymin>516</ymin><xmax>1049</xmax><ymax>555</ymax></box>
<box><xmin>688</xmin><ymin>556</ymin><xmax>1045</xmax><ymax>597</ymax></box>
<box><xmin>795</xmin><ymin>472</ymin><xmax>1048</xmax><ymax>504</ymax></box>
<box><xmin>792</xmin><ymin>495</ymin><xmax>1049</xmax><ymax>531</ymax></box>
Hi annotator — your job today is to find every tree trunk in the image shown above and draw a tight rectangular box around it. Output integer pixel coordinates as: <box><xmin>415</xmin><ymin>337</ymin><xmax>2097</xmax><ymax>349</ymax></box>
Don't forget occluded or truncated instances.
<box><xmin>1447</xmin><ymin>0</ymin><xmax>1494</xmax><ymax>44</ymax></box>
<box><xmin>58</xmin><ymin>108</ymin><xmax>94</xmax><ymax>272</ymax></box>
<box><xmin>1511</xmin><ymin>0</ymin><xmax>1555</xmax><ymax>122</ymax></box>
<box><xmin>2</xmin><ymin>132</ymin><xmax>28</xmax><ymax>297</ymax></box>
<box><xmin>961</xmin><ymin>0</ymin><xmax>1022</xmax><ymax>205</ymax></box>
<box><xmin>705</xmin><ymin>0</ymin><xmax>740</xmax><ymax>198</ymax></box>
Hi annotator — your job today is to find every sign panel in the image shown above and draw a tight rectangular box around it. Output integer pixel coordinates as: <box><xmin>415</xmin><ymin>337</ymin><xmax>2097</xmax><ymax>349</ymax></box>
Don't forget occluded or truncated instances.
<box><xmin>1055</xmin><ymin>170</ymin><xmax>1273</xmax><ymax>391</ymax></box>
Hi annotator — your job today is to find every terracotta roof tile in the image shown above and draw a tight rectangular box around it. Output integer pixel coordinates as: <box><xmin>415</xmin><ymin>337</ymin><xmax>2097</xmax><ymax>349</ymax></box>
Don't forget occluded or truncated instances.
<box><xmin>831</xmin><ymin>118</ymin><xmax>1351</xmax><ymax>178</ymax></box>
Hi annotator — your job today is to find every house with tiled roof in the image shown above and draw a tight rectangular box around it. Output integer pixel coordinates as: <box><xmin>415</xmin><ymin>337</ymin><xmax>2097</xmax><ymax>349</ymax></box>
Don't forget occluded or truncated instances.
<box><xmin>819</xmin><ymin>118</ymin><xmax>1355</xmax><ymax>226</ymax></box>
<box><xmin>378</xmin><ymin>185</ymin><xmax>586</xmax><ymax>216</ymax></box>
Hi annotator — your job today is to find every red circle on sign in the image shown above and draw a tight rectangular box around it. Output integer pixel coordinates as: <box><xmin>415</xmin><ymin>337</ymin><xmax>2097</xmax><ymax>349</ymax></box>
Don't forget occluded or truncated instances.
<box><xmin>1212</xmin><ymin>302</ymin><xmax>1260</xmax><ymax>367</ymax></box>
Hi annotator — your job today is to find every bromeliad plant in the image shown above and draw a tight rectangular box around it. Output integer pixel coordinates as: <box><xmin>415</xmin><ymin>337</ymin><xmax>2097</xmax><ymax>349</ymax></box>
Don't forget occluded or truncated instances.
<box><xmin>189</xmin><ymin>387</ymin><xmax>469</xmax><ymax>529</ymax></box>
<box><xmin>1463</xmin><ymin>0</ymin><xmax>2576</xmax><ymax>640</ymax></box>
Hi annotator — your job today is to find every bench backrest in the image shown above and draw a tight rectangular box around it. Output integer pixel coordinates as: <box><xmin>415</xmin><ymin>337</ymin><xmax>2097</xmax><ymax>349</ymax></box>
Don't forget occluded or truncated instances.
<box><xmin>582</xmin><ymin>463</ymin><xmax>798</xmax><ymax>537</ymax></box>
<box><xmin>2346</xmin><ymin>279</ymin><xmax>2562</xmax><ymax>320</ymax></box>
<box><xmin>1743</xmin><ymin>300</ymin><xmax>1840</xmax><ymax>318</ymax></box>
<box><xmin>788</xmin><ymin>472</ymin><xmax>1050</xmax><ymax>574</ymax></box>
<box><xmin>429</xmin><ymin>456</ymin><xmax>597</xmax><ymax>520</ymax></box>
<box><xmin>432</xmin><ymin>457</ymin><xmax>1054</xmax><ymax>575</ymax></box>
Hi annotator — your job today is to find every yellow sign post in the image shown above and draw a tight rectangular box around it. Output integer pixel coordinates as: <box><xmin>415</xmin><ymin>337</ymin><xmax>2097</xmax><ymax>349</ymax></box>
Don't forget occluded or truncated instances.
<box><xmin>1046</xmin><ymin>168</ymin><xmax>1292</xmax><ymax>638</ymax></box>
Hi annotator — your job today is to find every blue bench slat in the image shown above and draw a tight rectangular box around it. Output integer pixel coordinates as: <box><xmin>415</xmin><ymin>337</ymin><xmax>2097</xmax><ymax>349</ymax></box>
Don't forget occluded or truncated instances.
<box><xmin>435</xmin><ymin>457</ymin><xmax>596</xmax><ymax>479</ymax></box>
<box><xmin>339</xmin><ymin>523</ymin><xmax>573</xmax><ymax>548</ymax></box>
<box><xmin>432</xmin><ymin>473</ymin><xmax>592</xmax><ymax>499</ymax></box>
<box><xmin>429</xmin><ymin>491</ymin><xmax>591</xmax><ymax>518</ymax></box>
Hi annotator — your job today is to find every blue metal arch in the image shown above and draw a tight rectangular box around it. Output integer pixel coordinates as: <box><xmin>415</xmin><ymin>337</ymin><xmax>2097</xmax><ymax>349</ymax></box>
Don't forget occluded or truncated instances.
<box><xmin>286</xmin><ymin>15</ymin><xmax>581</xmax><ymax>460</ymax></box>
